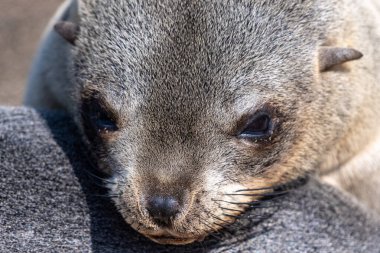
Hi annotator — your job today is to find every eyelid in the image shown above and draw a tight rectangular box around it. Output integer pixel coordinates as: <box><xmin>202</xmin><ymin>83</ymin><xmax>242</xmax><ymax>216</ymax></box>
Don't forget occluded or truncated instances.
<box><xmin>233</xmin><ymin>106</ymin><xmax>272</xmax><ymax>135</ymax></box>
<box><xmin>82</xmin><ymin>91</ymin><xmax>119</xmax><ymax>121</ymax></box>
<box><xmin>240</xmin><ymin>112</ymin><xmax>270</xmax><ymax>133</ymax></box>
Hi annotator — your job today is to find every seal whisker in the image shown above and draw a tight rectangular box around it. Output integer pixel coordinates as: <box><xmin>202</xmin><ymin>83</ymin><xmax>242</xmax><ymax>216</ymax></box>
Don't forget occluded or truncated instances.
<box><xmin>222</xmin><ymin>213</ymin><xmax>239</xmax><ymax>219</ymax></box>
<box><xmin>210</xmin><ymin>220</ymin><xmax>234</xmax><ymax>237</ymax></box>
<box><xmin>212</xmin><ymin>199</ymin><xmax>252</xmax><ymax>205</ymax></box>
<box><xmin>85</xmin><ymin>178</ymin><xmax>109</xmax><ymax>188</ymax></box>
<box><xmin>82</xmin><ymin>167</ymin><xmax>116</xmax><ymax>185</ymax></box>
<box><xmin>192</xmin><ymin>215</ymin><xmax>222</xmax><ymax>241</ymax></box>
<box><xmin>234</xmin><ymin>186</ymin><xmax>277</xmax><ymax>192</ymax></box>
<box><xmin>205</xmin><ymin>211</ymin><xmax>235</xmax><ymax>235</ymax></box>
<box><xmin>246</xmin><ymin>214</ymin><xmax>272</xmax><ymax>220</ymax></box>
<box><xmin>212</xmin><ymin>221</ymin><xmax>230</xmax><ymax>230</ymax></box>
<box><xmin>197</xmin><ymin>219</ymin><xmax>223</xmax><ymax>240</ymax></box>
<box><xmin>213</xmin><ymin>196</ymin><xmax>284</xmax><ymax>207</ymax></box>
<box><xmin>80</xmin><ymin>146</ymin><xmax>119</xmax><ymax>185</ymax></box>
<box><xmin>224</xmin><ymin>190</ymin><xmax>289</xmax><ymax>197</ymax></box>
<box><xmin>220</xmin><ymin>207</ymin><xmax>244</xmax><ymax>213</ymax></box>
<box><xmin>250</xmin><ymin>204</ymin><xmax>279</xmax><ymax>209</ymax></box>
<box><xmin>209</xmin><ymin>213</ymin><xmax>230</xmax><ymax>224</ymax></box>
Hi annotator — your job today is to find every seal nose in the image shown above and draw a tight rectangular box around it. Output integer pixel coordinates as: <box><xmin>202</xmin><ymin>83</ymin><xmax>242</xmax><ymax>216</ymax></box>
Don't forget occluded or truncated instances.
<box><xmin>146</xmin><ymin>196</ymin><xmax>180</xmax><ymax>226</ymax></box>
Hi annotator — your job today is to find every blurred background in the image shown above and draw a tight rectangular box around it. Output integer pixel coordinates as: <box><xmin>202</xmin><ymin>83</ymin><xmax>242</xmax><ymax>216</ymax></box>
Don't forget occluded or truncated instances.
<box><xmin>0</xmin><ymin>0</ymin><xmax>63</xmax><ymax>105</ymax></box>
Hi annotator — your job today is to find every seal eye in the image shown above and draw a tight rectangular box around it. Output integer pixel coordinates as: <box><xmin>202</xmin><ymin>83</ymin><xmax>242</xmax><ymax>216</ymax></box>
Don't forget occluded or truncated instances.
<box><xmin>81</xmin><ymin>97</ymin><xmax>119</xmax><ymax>139</ymax></box>
<box><xmin>90</xmin><ymin>111</ymin><xmax>118</xmax><ymax>133</ymax></box>
<box><xmin>239</xmin><ymin>113</ymin><xmax>272</xmax><ymax>140</ymax></box>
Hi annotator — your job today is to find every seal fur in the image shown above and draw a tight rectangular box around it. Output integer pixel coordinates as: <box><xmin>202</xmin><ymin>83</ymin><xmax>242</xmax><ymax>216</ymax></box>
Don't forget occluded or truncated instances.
<box><xmin>25</xmin><ymin>0</ymin><xmax>380</xmax><ymax>244</ymax></box>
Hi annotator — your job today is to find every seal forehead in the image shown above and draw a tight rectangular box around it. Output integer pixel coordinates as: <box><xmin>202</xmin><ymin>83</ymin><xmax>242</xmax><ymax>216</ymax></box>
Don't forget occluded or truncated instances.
<box><xmin>76</xmin><ymin>0</ymin><xmax>333</xmax><ymax>107</ymax></box>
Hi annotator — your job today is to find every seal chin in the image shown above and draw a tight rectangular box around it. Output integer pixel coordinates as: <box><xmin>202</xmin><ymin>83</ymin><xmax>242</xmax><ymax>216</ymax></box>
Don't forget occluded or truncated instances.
<box><xmin>145</xmin><ymin>232</ymin><xmax>206</xmax><ymax>245</ymax></box>
<box><xmin>147</xmin><ymin>235</ymin><xmax>198</xmax><ymax>245</ymax></box>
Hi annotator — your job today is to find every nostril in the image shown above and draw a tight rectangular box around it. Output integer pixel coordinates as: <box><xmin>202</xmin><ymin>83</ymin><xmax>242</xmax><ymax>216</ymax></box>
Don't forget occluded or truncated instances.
<box><xmin>146</xmin><ymin>196</ymin><xmax>180</xmax><ymax>225</ymax></box>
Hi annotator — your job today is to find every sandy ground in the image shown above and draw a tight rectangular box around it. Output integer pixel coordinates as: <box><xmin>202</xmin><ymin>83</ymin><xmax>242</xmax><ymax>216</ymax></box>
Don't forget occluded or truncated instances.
<box><xmin>0</xmin><ymin>0</ymin><xmax>63</xmax><ymax>106</ymax></box>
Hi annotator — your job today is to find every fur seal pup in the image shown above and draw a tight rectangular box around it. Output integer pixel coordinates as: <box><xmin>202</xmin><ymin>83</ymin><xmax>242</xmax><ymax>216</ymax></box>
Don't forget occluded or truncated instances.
<box><xmin>25</xmin><ymin>0</ymin><xmax>380</xmax><ymax>245</ymax></box>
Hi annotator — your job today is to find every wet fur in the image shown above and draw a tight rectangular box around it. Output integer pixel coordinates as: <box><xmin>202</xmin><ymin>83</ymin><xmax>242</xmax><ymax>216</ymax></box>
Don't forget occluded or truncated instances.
<box><xmin>25</xmin><ymin>0</ymin><xmax>380</xmax><ymax>244</ymax></box>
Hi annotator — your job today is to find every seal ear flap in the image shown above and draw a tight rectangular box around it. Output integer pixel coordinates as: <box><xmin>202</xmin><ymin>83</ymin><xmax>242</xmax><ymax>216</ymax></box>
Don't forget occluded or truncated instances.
<box><xmin>319</xmin><ymin>47</ymin><xmax>363</xmax><ymax>71</ymax></box>
<box><xmin>54</xmin><ymin>21</ymin><xmax>79</xmax><ymax>45</ymax></box>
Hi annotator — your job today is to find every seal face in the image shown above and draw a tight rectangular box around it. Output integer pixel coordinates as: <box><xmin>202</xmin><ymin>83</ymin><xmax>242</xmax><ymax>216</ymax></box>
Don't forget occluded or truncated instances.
<box><xmin>68</xmin><ymin>0</ymin><xmax>364</xmax><ymax>245</ymax></box>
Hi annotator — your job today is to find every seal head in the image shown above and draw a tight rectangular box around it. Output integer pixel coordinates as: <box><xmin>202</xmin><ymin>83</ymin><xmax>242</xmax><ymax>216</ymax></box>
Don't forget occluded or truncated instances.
<box><xmin>59</xmin><ymin>0</ymin><xmax>364</xmax><ymax>245</ymax></box>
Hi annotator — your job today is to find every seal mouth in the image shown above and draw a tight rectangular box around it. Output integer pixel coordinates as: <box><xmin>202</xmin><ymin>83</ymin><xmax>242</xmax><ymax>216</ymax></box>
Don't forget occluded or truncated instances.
<box><xmin>146</xmin><ymin>234</ymin><xmax>205</xmax><ymax>245</ymax></box>
<box><xmin>147</xmin><ymin>235</ymin><xmax>198</xmax><ymax>245</ymax></box>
